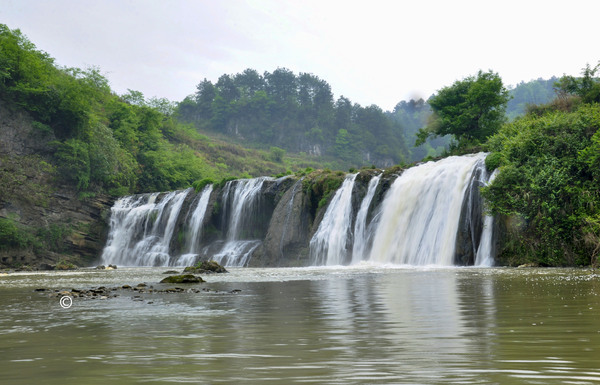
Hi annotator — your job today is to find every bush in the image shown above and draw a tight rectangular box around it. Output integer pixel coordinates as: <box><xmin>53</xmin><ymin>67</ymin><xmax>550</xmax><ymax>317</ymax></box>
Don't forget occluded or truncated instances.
<box><xmin>484</xmin><ymin>152</ymin><xmax>505</xmax><ymax>171</ymax></box>
<box><xmin>192</xmin><ymin>178</ymin><xmax>214</xmax><ymax>192</ymax></box>
<box><xmin>269</xmin><ymin>146</ymin><xmax>285</xmax><ymax>162</ymax></box>
<box><xmin>0</xmin><ymin>217</ymin><xmax>37</xmax><ymax>250</ymax></box>
<box><xmin>482</xmin><ymin>104</ymin><xmax>600</xmax><ymax>266</ymax></box>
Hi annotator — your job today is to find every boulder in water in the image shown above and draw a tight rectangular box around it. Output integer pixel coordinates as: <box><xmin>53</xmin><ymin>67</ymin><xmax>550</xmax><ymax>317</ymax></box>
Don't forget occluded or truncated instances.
<box><xmin>160</xmin><ymin>274</ymin><xmax>205</xmax><ymax>284</ymax></box>
<box><xmin>183</xmin><ymin>260</ymin><xmax>228</xmax><ymax>274</ymax></box>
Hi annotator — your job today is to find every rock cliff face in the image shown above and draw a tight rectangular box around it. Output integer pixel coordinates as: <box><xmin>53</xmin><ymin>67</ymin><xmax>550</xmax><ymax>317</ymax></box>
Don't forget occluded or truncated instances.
<box><xmin>253</xmin><ymin>179</ymin><xmax>312</xmax><ymax>266</ymax></box>
<box><xmin>0</xmin><ymin>103</ymin><xmax>114</xmax><ymax>268</ymax></box>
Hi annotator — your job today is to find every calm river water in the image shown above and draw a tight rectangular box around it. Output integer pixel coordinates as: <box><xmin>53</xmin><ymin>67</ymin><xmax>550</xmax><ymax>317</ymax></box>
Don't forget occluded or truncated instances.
<box><xmin>1</xmin><ymin>266</ymin><xmax>600</xmax><ymax>384</ymax></box>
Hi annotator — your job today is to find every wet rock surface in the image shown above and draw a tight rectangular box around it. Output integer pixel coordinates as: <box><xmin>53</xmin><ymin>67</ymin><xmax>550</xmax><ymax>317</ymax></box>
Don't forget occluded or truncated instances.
<box><xmin>183</xmin><ymin>260</ymin><xmax>228</xmax><ymax>274</ymax></box>
<box><xmin>35</xmin><ymin>281</ymin><xmax>242</xmax><ymax>304</ymax></box>
<box><xmin>160</xmin><ymin>274</ymin><xmax>204</xmax><ymax>284</ymax></box>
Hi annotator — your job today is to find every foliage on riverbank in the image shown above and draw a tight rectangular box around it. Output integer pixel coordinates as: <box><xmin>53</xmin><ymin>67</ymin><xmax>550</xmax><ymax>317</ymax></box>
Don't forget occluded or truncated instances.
<box><xmin>483</xmin><ymin>90</ymin><xmax>600</xmax><ymax>266</ymax></box>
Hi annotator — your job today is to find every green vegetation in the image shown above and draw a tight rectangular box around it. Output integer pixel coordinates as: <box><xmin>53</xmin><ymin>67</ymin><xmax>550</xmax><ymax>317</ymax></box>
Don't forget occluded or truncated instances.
<box><xmin>0</xmin><ymin>217</ymin><xmax>37</xmax><ymax>250</ymax></box>
<box><xmin>482</xmin><ymin>64</ymin><xmax>600</xmax><ymax>266</ymax></box>
<box><xmin>177</xmin><ymin>68</ymin><xmax>411</xmax><ymax>169</ymax></box>
<box><xmin>301</xmin><ymin>170</ymin><xmax>346</xmax><ymax>217</ymax></box>
<box><xmin>416</xmin><ymin>70</ymin><xmax>510</xmax><ymax>149</ymax></box>
<box><xmin>0</xmin><ymin>216</ymin><xmax>72</xmax><ymax>254</ymax></box>
<box><xmin>0</xmin><ymin>25</ymin><xmax>291</xmax><ymax>198</ymax></box>
<box><xmin>505</xmin><ymin>77</ymin><xmax>558</xmax><ymax>120</ymax></box>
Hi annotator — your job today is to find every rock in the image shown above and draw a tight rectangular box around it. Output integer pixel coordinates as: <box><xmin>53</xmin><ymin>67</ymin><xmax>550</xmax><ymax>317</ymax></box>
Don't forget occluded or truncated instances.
<box><xmin>55</xmin><ymin>261</ymin><xmax>77</xmax><ymax>270</ymax></box>
<box><xmin>160</xmin><ymin>274</ymin><xmax>204</xmax><ymax>284</ymax></box>
<box><xmin>122</xmin><ymin>284</ymin><xmax>132</xmax><ymax>289</ymax></box>
<box><xmin>96</xmin><ymin>265</ymin><xmax>106</xmax><ymax>270</ymax></box>
<box><xmin>39</xmin><ymin>263</ymin><xmax>55</xmax><ymax>271</ymax></box>
<box><xmin>162</xmin><ymin>270</ymin><xmax>179</xmax><ymax>274</ymax></box>
<box><xmin>107</xmin><ymin>264</ymin><xmax>117</xmax><ymax>269</ymax></box>
<box><xmin>183</xmin><ymin>260</ymin><xmax>228</xmax><ymax>274</ymax></box>
<box><xmin>518</xmin><ymin>263</ymin><xmax>538</xmax><ymax>268</ymax></box>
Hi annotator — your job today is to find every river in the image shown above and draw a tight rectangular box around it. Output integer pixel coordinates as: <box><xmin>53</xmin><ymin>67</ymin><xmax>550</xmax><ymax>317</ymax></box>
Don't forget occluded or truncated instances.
<box><xmin>1</xmin><ymin>266</ymin><xmax>599</xmax><ymax>384</ymax></box>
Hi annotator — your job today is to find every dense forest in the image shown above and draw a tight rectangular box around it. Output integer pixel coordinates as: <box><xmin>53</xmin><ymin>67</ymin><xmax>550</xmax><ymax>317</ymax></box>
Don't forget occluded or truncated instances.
<box><xmin>177</xmin><ymin>68</ymin><xmax>413</xmax><ymax>167</ymax></box>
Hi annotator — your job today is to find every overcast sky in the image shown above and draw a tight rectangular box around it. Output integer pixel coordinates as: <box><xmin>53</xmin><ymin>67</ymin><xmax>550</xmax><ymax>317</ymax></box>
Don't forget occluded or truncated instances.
<box><xmin>2</xmin><ymin>0</ymin><xmax>599</xmax><ymax>111</ymax></box>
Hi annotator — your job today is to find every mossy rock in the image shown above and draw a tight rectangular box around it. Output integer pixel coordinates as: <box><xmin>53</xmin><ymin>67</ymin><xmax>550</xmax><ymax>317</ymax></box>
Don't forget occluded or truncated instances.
<box><xmin>184</xmin><ymin>260</ymin><xmax>228</xmax><ymax>274</ymax></box>
<box><xmin>55</xmin><ymin>260</ymin><xmax>77</xmax><ymax>270</ymax></box>
<box><xmin>159</xmin><ymin>274</ymin><xmax>204</xmax><ymax>284</ymax></box>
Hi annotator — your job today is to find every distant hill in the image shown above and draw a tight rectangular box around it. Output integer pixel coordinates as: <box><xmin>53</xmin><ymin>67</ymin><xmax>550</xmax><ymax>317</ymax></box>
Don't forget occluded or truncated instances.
<box><xmin>506</xmin><ymin>77</ymin><xmax>559</xmax><ymax>120</ymax></box>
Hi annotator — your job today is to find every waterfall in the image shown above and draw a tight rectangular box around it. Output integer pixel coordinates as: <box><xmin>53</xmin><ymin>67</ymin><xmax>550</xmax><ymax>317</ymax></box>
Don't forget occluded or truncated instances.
<box><xmin>99</xmin><ymin>154</ymin><xmax>497</xmax><ymax>268</ymax></box>
<box><xmin>475</xmin><ymin>169</ymin><xmax>499</xmax><ymax>267</ymax></box>
<box><xmin>174</xmin><ymin>184</ymin><xmax>213</xmax><ymax>266</ymax></box>
<box><xmin>101</xmin><ymin>189</ymin><xmax>190</xmax><ymax>266</ymax></box>
<box><xmin>309</xmin><ymin>173</ymin><xmax>358</xmax><ymax>266</ymax></box>
<box><xmin>216</xmin><ymin>177</ymin><xmax>272</xmax><ymax>266</ymax></box>
<box><xmin>368</xmin><ymin>153</ymin><xmax>487</xmax><ymax>266</ymax></box>
<box><xmin>351</xmin><ymin>174</ymin><xmax>381</xmax><ymax>263</ymax></box>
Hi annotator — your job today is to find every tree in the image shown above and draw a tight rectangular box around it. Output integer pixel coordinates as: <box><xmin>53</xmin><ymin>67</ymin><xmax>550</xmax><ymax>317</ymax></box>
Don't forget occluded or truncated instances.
<box><xmin>416</xmin><ymin>70</ymin><xmax>510</xmax><ymax>146</ymax></box>
<box><xmin>555</xmin><ymin>62</ymin><xmax>600</xmax><ymax>104</ymax></box>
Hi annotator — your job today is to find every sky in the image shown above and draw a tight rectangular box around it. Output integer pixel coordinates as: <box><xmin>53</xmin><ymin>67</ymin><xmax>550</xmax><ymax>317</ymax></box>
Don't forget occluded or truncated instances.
<box><xmin>2</xmin><ymin>0</ymin><xmax>599</xmax><ymax>111</ymax></box>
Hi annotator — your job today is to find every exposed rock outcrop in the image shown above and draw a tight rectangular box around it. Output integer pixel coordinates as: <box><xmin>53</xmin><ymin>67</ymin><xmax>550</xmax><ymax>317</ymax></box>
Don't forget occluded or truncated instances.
<box><xmin>0</xmin><ymin>103</ymin><xmax>114</xmax><ymax>268</ymax></box>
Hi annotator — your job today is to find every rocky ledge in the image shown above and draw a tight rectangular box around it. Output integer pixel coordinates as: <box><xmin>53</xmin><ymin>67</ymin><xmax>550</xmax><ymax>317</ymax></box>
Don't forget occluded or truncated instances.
<box><xmin>35</xmin><ymin>282</ymin><xmax>242</xmax><ymax>304</ymax></box>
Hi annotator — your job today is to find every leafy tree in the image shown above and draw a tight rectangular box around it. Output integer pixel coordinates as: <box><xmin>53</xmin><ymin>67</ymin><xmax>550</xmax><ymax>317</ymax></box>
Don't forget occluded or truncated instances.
<box><xmin>233</xmin><ymin>68</ymin><xmax>265</xmax><ymax>97</ymax></box>
<box><xmin>555</xmin><ymin>62</ymin><xmax>600</xmax><ymax>104</ymax></box>
<box><xmin>122</xmin><ymin>89</ymin><xmax>146</xmax><ymax>106</ymax></box>
<box><xmin>416</xmin><ymin>70</ymin><xmax>510</xmax><ymax>147</ymax></box>
<box><xmin>195</xmin><ymin>78</ymin><xmax>216</xmax><ymax>121</ymax></box>
<box><xmin>269</xmin><ymin>146</ymin><xmax>285</xmax><ymax>162</ymax></box>
<box><xmin>215</xmin><ymin>74</ymin><xmax>240</xmax><ymax>102</ymax></box>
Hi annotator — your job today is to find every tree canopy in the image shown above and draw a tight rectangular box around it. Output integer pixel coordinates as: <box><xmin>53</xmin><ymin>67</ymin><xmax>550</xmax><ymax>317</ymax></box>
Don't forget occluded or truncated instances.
<box><xmin>177</xmin><ymin>67</ymin><xmax>411</xmax><ymax>168</ymax></box>
<box><xmin>416</xmin><ymin>70</ymin><xmax>510</xmax><ymax>147</ymax></box>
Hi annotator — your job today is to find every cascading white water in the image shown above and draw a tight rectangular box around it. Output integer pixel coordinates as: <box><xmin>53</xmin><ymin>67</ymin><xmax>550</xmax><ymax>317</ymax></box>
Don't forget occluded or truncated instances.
<box><xmin>351</xmin><ymin>174</ymin><xmax>381</xmax><ymax>264</ymax></box>
<box><xmin>101</xmin><ymin>189</ymin><xmax>190</xmax><ymax>266</ymax></box>
<box><xmin>475</xmin><ymin>169</ymin><xmax>499</xmax><ymax>267</ymax></box>
<box><xmin>309</xmin><ymin>173</ymin><xmax>358</xmax><ymax>266</ymax></box>
<box><xmin>174</xmin><ymin>184</ymin><xmax>213</xmax><ymax>266</ymax></box>
<box><xmin>217</xmin><ymin>177</ymin><xmax>272</xmax><ymax>266</ymax></box>
<box><xmin>368</xmin><ymin>153</ymin><xmax>487</xmax><ymax>265</ymax></box>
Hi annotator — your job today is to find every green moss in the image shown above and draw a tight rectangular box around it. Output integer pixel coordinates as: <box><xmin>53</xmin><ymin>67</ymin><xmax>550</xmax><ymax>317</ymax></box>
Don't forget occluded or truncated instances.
<box><xmin>160</xmin><ymin>274</ymin><xmax>204</xmax><ymax>284</ymax></box>
<box><xmin>192</xmin><ymin>177</ymin><xmax>214</xmax><ymax>192</ymax></box>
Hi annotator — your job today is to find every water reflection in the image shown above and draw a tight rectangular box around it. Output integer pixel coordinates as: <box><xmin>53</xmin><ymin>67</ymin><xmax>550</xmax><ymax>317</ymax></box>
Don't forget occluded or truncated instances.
<box><xmin>1</xmin><ymin>267</ymin><xmax>600</xmax><ymax>384</ymax></box>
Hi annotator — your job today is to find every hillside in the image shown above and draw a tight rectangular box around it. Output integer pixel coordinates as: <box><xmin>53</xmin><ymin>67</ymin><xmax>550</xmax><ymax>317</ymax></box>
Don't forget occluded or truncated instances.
<box><xmin>0</xmin><ymin>25</ymin><xmax>299</xmax><ymax>267</ymax></box>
